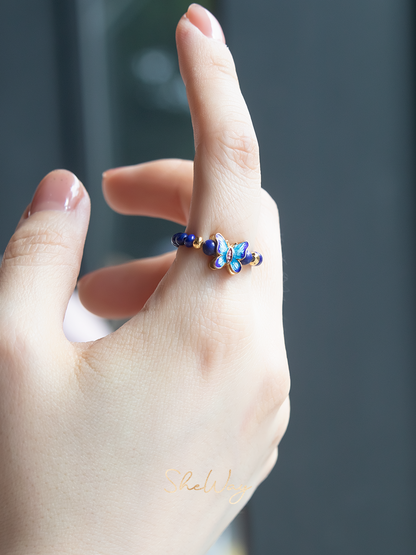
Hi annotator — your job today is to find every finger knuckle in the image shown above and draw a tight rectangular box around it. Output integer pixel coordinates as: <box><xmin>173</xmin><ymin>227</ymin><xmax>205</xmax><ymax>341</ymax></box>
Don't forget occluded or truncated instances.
<box><xmin>271</xmin><ymin>397</ymin><xmax>291</xmax><ymax>447</ymax></box>
<box><xmin>208</xmin><ymin>49</ymin><xmax>239</xmax><ymax>83</ymax></box>
<box><xmin>3</xmin><ymin>226</ymin><xmax>71</xmax><ymax>268</ymax></box>
<box><xmin>214</xmin><ymin>127</ymin><xmax>260</xmax><ymax>177</ymax></box>
<box><xmin>194</xmin><ymin>308</ymin><xmax>253</xmax><ymax>382</ymax></box>
<box><xmin>261</xmin><ymin>448</ymin><xmax>278</xmax><ymax>482</ymax></box>
<box><xmin>261</xmin><ymin>189</ymin><xmax>279</xmax><ymax>218</ymax></box>
<box><xmin>258</xmin><ymin>360</ymin><xmax>291</xmax><ymax>418</ymax></box>
<box><xmin>238</xmin><ymin>359</ymin><xmax>289</xmax><ymax>440</ymax></box>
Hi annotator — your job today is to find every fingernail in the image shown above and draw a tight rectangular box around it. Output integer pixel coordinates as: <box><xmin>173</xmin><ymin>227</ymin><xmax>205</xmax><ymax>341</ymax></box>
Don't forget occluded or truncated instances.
<box><xmin>29</xmin><ymin>170</ymin><xmax>83</xmax><ymax>215</ymax></box>
<box><xmin>186</xmin><ymin>4</ymin><xmax>225</xmax><ymax>43</ymax></box>
<box><xmin>102</xmin><ymin>166</ymin><xmax>125</xmax><ymax>180</ymax></box>
<box><xmin>76</xmin><ymin>272</ymin><xmax>92</xmax><ymax>289</ymax></box>
<box><xmin>22</xmin><ymin>204</ymin><xmax>31</xmax><ymax>220</ymax></box>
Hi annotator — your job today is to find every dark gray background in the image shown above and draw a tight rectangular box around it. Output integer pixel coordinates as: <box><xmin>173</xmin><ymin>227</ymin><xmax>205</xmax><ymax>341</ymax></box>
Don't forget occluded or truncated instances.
<box><xmin>224</xmin><ymin>1</ymin><xmax>416</xmax><ymax>554</ymax></box>
<box><xmin>0</xmin><ymin>0</ymin><xmax>415</xmax><ymax>553</ymax></box>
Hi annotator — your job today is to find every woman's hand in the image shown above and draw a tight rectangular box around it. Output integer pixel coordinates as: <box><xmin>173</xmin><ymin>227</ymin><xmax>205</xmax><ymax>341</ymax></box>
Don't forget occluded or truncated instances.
<box><xmin>0</xmin><ymin>5</ymin><xmax>290</xmax><ymax>555</ymax></box>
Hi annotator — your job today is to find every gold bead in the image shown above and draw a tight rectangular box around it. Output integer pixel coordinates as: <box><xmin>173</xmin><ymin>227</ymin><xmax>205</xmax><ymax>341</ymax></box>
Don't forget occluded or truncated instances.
<box><xmin>250</xmin><ymin>252</ymin><xmax>260</xmax><ymax>266</ymax></box>
<box><xmin>193</xmin><ymin>236</ymin><xmax>203</xmax><ymax>249</ymax></box>
<box><xmin>209</xmin><ymin>258</ymin><xmax>219</xmax><ymax>270</ymax></box>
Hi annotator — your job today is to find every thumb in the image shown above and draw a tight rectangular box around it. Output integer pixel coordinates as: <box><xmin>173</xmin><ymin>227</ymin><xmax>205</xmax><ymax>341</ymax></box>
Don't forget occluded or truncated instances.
<box><xmin>0</xmin><ymin>169</ymin><xmax>90</xmax><ymax>336</ymax></box>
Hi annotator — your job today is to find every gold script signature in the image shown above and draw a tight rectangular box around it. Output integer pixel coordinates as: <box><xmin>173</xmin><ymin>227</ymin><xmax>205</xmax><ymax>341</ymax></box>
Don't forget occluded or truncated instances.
<box><xmin>164</xmin><ymin>469</ymin><xmax>252</xmax><ymax>504</ymax></box>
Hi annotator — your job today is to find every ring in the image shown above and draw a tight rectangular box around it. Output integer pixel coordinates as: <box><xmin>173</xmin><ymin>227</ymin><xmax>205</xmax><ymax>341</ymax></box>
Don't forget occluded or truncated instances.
<box><xmin>171</xmin><ymin>232</ymin><xmax>263</xmax><ymax>275</ymax></box>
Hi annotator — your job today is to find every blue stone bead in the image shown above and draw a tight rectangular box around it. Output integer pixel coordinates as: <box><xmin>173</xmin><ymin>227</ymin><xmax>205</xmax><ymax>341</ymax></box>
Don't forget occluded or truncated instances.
<box><xmin>241</xmin><ymin>251</ymin><xmax>253</xmax><ymax>265</ymax></box>
<box><xmin>171</xmin><ymin>232</ymin><xmax>182</xmax><ymax>247</ymax></box>
<box><xmin>257</xmin><ymin>253</ymin><xmax>263</xmax><ymax>266</ymax></box>
<box><xmin>184</xmin><ymin>234</ymin><xmax>196</xmax><ymax>247</ymax></box>
<box><xmin>203</xmin><ymin>239</ymin><xmax>216</xmax><ymax>256</ymax></box>
<box><xmin>176</xmin><ymin>233</ymin><xmax>187</xmax><ymax>246</ymax></box>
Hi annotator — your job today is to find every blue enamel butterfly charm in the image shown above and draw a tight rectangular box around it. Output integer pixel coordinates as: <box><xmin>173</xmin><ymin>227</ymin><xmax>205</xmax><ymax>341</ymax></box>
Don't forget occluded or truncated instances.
<box><xmin>209</xmin><ymin>233</ymin><xmax>249</xmax><ymax>275</ymax></box>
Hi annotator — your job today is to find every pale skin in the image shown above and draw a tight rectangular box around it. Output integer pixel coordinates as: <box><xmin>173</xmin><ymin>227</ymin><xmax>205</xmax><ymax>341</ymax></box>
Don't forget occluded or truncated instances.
<box><xmin>0</xmin><ymin>5</ymin><xmax>290</xmax><ymax>555</ymax></box>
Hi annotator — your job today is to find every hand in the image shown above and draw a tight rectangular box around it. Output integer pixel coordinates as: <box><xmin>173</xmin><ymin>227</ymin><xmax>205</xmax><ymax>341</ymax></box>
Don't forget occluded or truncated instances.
<box><xmin>0</xmin><ymin>5</ymin><xmax>290</xmax><ymax>554</ymax></box>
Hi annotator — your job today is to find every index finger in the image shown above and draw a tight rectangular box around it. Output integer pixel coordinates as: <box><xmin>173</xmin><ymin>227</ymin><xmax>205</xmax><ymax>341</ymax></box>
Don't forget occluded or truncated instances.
<box><xmin>176</xmin><ymin>5</ymin><xmax>261</xmax><ymax>246</ymax></box>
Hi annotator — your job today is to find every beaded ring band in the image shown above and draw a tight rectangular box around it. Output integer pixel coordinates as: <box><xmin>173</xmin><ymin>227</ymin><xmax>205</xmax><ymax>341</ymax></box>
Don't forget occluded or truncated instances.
<box><xmin>172</xmin><ymin>232</ymin><xmax>263</xmax><ymax>275</ymax></box>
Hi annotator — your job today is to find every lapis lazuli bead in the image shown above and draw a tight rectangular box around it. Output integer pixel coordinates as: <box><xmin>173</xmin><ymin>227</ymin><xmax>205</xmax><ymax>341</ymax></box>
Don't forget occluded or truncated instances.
<box><xmin>176</xmin><ymin>233</ymin><xmax>187</xmax><ymax>246</ymax></box>
<box><xmin>171</xmin><ymin>232</ymin><xmax>182</xmax><ymax>247</ymax></box>
<box><xmin>203</xmin><ymin>239</ymin><xmax>216</xmax><ymax>256</ymax></box>
<box><xmin>184</xmin><ymin>234</ymin><xmax>196</xmax><ymax>248</ymax></box>
<box><xmin>256</xmin><ymin>253</ymin><xmax>263</xmax><ymax>266</ymax></box>
<box><xmin>241</xmin><ymin>251</ymin><xmax>253</xmax><ymax>265</ymax></box>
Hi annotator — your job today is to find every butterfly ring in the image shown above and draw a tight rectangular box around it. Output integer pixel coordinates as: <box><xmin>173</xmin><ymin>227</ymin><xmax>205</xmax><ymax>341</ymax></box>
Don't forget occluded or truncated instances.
<box><xmin>171</xmin><ymin>232</ymin><xmax>263</xmax><ymax>275</ymax></box>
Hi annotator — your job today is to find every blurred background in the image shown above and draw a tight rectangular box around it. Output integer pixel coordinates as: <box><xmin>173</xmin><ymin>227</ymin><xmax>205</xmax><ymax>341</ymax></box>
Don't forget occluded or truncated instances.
<box><xmin>0</xmin><ymin>0</ymin><xmax>415</xmax><ymax>553</ymax></box>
